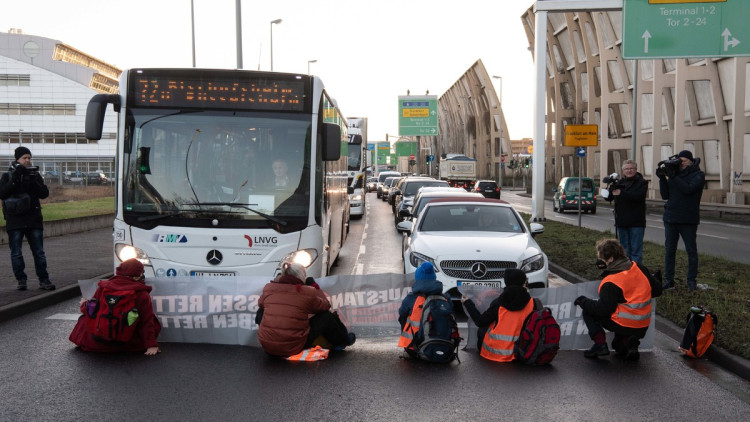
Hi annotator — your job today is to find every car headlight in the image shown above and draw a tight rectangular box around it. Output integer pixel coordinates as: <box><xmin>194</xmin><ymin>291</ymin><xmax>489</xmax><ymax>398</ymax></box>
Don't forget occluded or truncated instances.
<box><xmin>520</xmin><ymin>253</ymin><xmax>545</xmax><ymax>273</ymax></box>
<box><xmin>115</xmin><ymin>243</ymin><xmax>151</xmax><ymax>266</ymax></box>
<box><xmin>280</xmin><ymin>248</ymin><xmax>319</xmax><ymax>268</ymax></box>
<box><xmin>409</xmin><ymin>252</ymin><xmax>439</xmax><ymax>272</ymax></box>
<box><xmin>351</xmin><ymin>194</ymin><xmax>362</xmax><ymax>202</ymax></box>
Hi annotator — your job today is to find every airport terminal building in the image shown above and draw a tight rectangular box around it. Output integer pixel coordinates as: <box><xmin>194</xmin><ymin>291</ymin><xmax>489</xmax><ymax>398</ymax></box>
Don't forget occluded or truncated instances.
<box><xmin>0</xmin><ymin>29</ymin><xmax>119</xmax><ymax>180</ymax></box>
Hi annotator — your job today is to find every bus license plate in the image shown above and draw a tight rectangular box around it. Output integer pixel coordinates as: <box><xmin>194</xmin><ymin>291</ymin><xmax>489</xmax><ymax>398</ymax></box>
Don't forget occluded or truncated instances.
<box><xmin>190</xmin><ymin>271</ymin><xmax>236</xmax><ymax>277</ymax></box>
<box><xmin>457</xmin><ymin>281</ymin><xmax>503</xmax><ymax>288</ymax></box>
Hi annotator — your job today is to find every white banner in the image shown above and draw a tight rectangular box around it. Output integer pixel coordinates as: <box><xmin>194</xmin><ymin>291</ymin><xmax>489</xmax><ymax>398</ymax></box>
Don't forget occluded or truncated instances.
<box><xmin>79</xmin><ymin>275</ymin><xmax>654</xmax><ymax>350</ymax></box>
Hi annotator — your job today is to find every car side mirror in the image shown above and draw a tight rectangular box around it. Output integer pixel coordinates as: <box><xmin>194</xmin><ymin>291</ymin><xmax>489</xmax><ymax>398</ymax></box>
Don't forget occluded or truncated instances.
<box><xmin>347</xmin><ymin>186</ymin><xmax>354</xmax><ymax>195</ymax></box>
<box><xmin>529</xmin><ymin>222</ymin><xmax>545</xmax><ymax>238</ymax></box>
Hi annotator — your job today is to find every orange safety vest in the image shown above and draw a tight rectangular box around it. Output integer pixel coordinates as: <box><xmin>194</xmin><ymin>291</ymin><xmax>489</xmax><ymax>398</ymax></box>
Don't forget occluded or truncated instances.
<box><xmin>480</xmin><ymin>298</ymin><xmax>535</xmax><ymax>362</ymax></box>
<box><xmin>398</xmin><ymin>296</ymin><xmax>426</xmax><ymax>349</ymax></box>
<box><xmin>599</xmin><ymin>262</ymin><xmax>652</xmax><ymax>329</ymax></box>
<box><xmin>285</xmin><ymin>345</ymin><xmax>330</xmax><ymax>361</ymax></box>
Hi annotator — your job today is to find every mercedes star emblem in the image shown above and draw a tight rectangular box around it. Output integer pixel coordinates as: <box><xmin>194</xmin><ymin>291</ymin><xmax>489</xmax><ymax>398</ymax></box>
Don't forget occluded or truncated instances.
<box><xmin>471</xmin><ymin>262</ymin><xmax>487</xmax><ymax>279</ymax></box>
<box><xmin>206</xmin><ymin>250</ymin><xmax>223</xmax><ymax>265</ymax></box>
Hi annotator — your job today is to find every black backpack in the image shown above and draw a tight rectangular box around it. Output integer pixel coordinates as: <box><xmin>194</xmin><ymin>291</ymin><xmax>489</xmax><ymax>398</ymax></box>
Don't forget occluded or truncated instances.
<box><xmin>413</xmin><ymin>295</ymin><xmax>462</xmax><ymax>363</ymax></box>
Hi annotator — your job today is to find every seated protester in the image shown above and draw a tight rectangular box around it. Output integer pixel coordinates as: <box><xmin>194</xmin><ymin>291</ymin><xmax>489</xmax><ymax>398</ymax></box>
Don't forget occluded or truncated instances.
<box><xmin>461</xmin><ymin>269</ymin><xmax>540</xmax><ymax>362</ymax></box>
<box><xmin>69</xmin><ymin>259</ymin><xmax>161</xmax><ymax>356</ymax></box>
<box><xmin>256</xmin><ymin>263</ymin><xmax>355</xmax><ymax>357</ymax></box>
<box><xmin>574</xmin><ymin>238</ymin><xmax>662</xmax><ymax>361</ymax></box>
<box><xmin>398</xmin><ymin>262</ymin><xmax>455</xmax><ymax>359</ymax></box>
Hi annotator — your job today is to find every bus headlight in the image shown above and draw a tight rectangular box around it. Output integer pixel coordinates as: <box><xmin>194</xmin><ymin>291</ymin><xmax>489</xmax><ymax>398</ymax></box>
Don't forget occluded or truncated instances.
<box><xmin>520</xmin><ymin>254</ymin><xmax>545</xmax><ymax>273</ymax></box>
<box><xmin>281</xmin><ymin>248</ymin><xmax>319</xmax><ymax>268</ymax></box>
<box><xmin>115</xmin><ymin>243</ymin><xmax>152</xmax><ymax>266</ymax></box>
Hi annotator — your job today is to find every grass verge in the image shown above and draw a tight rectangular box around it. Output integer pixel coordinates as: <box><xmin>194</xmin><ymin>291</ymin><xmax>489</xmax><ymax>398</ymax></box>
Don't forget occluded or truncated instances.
<box><xmin>1</xmin><ymin>197</ymin><xmax>114</xmax><ymax>226</ymax></box>
<box><xmin>525</xmin><ymin>214</ymin><xmax>750</xmax><ymax>360</ymax></box>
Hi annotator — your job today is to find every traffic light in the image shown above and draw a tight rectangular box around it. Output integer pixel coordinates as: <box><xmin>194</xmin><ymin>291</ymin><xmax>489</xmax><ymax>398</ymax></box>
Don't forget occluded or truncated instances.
<box><xmin>524</xmin><ymin>158</ymin><xmax>530</xmax><ymax>168</ymax></box>
<box><xmin>408</xmin><ymin>159</ymin><xmax>416</xmax><ymax>166</ymax></box>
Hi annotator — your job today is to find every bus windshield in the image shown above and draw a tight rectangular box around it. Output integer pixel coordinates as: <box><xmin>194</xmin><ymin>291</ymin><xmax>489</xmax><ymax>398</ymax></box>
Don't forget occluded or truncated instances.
<box><xmin>123</xmin><ymin>108</ymin><xmax>311</xmax><ymax>232</ymax></box>
<box><xmin>347</xmin><ymin>143</ymin><xmax>361</xmax><ymax>172</ymax></box>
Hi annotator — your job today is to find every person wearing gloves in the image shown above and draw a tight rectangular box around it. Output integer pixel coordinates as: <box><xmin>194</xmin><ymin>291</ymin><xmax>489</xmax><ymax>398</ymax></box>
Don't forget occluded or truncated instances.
<box><xmin>0</xmin><ymin>146</ymin><xmax>54</xmax><ymax>291</ymax></box>
<box><xmin>461</xmin><ymin>269</ymin><xmax>540</xmax><ymax>362</ymax></box>
<box><xmin>574</xmin><ymin>239</ymin><xmax>661</xmax><ymax>361</ymax></box>
<box><xmin>605</xmin><ymin>160</ymin><xmax>648</xmax><ymax>264</ymax></box>
<box><xmin>69</xmin><ymin>258</ymin><xmax>162</xmax><ymax>355</ymax></box>
<box><xmin>657</xmin><ymin>149</ymin><xmax>705</xmax><ymax>291</ymax></box>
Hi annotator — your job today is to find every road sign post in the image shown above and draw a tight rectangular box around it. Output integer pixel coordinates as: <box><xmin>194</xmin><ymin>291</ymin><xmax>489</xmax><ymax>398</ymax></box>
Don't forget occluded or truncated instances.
<box><xmin>398</xmin><ymin>96</ymin><xmax>439</xmax><ymax>136</ymax></box>
<box><xmin>623</xmin><ymin>0</ymin><xmax>750</xmax><ymax>59</ymax></box>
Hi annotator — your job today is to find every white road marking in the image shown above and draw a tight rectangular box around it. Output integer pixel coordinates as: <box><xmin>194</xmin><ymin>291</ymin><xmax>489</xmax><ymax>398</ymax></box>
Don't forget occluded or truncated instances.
<box><xmin>700</xmin><ymin>233</ymin><xmax>729</xmax><ymax>240</ymax></box>
<box><xmin>359</xmin><ymin>244</ymin><xmax>366</xmax><ymax>255</ymax></box>
<box><xmin>46</xmin><ymin>313</ymin><xmax>80</xmax><ymax>321</ymax></box>
<box><xmin>355</xmin><ymin>263</ymin><xmax>364</xmax><ymax>275</ymax></box>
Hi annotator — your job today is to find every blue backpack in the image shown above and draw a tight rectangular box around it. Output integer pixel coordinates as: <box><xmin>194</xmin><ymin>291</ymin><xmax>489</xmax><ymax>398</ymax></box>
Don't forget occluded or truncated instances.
<box><xmin>415</xmin><ymin>295</ymin><xmax>462</xmax><ymax>363</ymax></box>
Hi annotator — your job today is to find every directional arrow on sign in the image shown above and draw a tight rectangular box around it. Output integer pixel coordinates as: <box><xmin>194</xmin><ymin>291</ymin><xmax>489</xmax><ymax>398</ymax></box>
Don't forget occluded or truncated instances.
<box><xmin>642</xmin><ymin>30</ymin><xmax>651</xmax><ymax>54</ymax></box>
<box><xmin>723</xmin><ymin>28</ymin><xmax>740</xmax><ymax>52</ymax></box>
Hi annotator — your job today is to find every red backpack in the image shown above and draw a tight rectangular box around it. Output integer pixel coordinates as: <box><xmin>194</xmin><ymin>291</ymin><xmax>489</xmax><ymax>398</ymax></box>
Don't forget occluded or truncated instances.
<box><xmin>679</xmin><ymin>306</ymin><xmax>716</xmax><ymax>358</ymax></box>
<box><xmin>514</xmin><ymin>304</ymin><xmax>561</xmax><ymax>365</ymax></box>
<box><xmin>85</xmin><ymin>286</ymin><xmax>140</xmax><ymax>343</ymax></box>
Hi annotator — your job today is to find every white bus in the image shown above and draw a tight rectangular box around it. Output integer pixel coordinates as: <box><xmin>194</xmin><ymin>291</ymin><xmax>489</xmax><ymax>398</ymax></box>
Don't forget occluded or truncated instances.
<box><xmin>85</xmin><ymin>69</ymin><xmax>350</xmax><ymax>278</ymax></box>
<box><xmin>346</xmin><ymin>126</ymin><xmax>366</xmax><ymax>218</ymax></box>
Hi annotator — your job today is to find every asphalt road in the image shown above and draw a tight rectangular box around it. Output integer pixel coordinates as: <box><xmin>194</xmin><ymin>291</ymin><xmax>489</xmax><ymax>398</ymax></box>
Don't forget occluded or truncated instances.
<box><xmin>1</xmin><ymin>192</ymin><xmax>749</xmax><ymax>421</ymax></box>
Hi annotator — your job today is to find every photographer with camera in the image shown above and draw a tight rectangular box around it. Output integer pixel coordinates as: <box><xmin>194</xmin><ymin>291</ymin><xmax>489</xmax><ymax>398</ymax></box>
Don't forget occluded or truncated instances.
<box><xmin>0</xmin><ymin>147</ymin><xmax>54</xmax><ymax>291</ymax></box>
<box><xmin>603</xmin><ymin>160</ymin><xmax>648</xmax><ymax>264</ymax></box>
<box><xmin>657</xmin><ymin>150</ymin><xmax>705</xmax><ymax>291</ymax></box>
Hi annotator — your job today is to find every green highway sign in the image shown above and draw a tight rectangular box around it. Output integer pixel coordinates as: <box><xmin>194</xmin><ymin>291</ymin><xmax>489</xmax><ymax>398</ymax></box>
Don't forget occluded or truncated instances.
<box><xmin>398</xmin><ymin>95</ymin><xmax>439</xmax><ymax>136</ymax></box>
<box><xmin>623</xmin><ymin>0</ymin><xmax>750</xmax><ymax>59</ymax></box>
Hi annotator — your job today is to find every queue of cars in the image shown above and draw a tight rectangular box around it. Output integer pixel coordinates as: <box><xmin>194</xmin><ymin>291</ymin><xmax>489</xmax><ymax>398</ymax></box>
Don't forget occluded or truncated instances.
<box><xmin>370</xmin><ymin>172</ymin><xmax>548</xmax><ymax>295</ymax></box>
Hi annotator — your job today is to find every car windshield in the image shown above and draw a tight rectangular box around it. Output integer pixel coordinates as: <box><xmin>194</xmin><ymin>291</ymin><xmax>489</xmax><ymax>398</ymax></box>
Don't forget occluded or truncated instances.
<box><xmin>420</xmin><ymin>204</ymin><xmax>523</xmax><ymax>233</ymax></box>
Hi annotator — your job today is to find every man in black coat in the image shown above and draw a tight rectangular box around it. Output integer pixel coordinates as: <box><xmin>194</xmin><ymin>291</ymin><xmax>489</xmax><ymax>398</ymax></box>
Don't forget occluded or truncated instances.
<box><xmin>606</xmin><ymin>160</ymin><xmax>648</xmax><ymax>264</ymax></box>
<box><xmin>657</xmin><ymin>150</ymin><xmax>705</xmax><ymax>291</ymax></box>
<box><xmin>0</xmin><ymin>147</ymin><xmax>54</xmax><ymax>290</ymax></box>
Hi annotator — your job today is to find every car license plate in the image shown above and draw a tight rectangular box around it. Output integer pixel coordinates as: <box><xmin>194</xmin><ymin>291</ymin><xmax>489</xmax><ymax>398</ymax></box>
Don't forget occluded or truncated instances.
<box><xmin>190</xmin><ymin>271</ymin><xmax>236</xmax><ymax>276</ymax></box>
<box><xmin>457</xmin><ymin>280</ymin><xmax>503</xmax><ymax>288</ymax></box>
<box><xmin>484</xmin><ymin>189</ymin><xmax>493</xmax><ymax>192</ymax></box>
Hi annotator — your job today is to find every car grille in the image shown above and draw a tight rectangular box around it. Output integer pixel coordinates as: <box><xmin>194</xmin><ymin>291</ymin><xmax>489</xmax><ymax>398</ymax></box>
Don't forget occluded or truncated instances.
<box><xmin>439</xmin><ymin>260</ymin><xmax>517</xmax><ymax>280</ymax></box>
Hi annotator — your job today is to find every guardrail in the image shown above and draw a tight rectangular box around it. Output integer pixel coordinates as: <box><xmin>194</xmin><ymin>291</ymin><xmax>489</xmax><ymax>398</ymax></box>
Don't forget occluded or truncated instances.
<box><xmin>0</xmin><ymin>214</ymin><xmax>114</xmax><ymax>245</ymax></box>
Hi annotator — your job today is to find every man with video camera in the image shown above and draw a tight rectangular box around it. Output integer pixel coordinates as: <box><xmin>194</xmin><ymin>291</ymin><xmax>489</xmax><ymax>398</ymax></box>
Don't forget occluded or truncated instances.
<box><xmin>603</xmin><ymin>160</ymin><xmax>648</xmax><ymax>264</ymax></box>
<box><xmin>0</xmin><ymin>146</ymin><xmax>55</xmax><ymax>291</ymax></box>
<box><xmin>656</xmin><ymin>150</ymin><xmax>705</xmax><ymax>291</ymax></box>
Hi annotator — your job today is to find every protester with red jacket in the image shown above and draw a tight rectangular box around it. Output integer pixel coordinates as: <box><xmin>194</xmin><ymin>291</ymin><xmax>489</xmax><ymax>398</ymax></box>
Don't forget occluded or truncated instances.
<box><xmin>69</xmin><ymin>259</ymin><xmax>161</xmax><ymax>356</ymax></box>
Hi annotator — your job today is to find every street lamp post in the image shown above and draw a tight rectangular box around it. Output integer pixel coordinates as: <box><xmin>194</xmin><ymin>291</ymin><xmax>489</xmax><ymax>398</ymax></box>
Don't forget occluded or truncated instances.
<box><xmin>493</xmin><ymin>75</ymin><xmax>503</xmax><ymax>189</ymax></box>
<box><xmin>307</xmin><ymin>59</ymin><xmax>317</xmax><ymax>75</ymax></box>
<box><xmin>270</xmin><ymin>18</ymin><xmax>282</xmax><ymax>71</ymax></box>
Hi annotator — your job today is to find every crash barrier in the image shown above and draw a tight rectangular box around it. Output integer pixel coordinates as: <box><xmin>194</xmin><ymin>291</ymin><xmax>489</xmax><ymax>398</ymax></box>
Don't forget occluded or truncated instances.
<box><xmin>78</xmin><ymin>274</ymin><xmax>654</xmax><ymax>349</ymax></box>
<box><xmin>0</xmin><ymin>214</ymin><xmax>114</xmax><ymax>245</ymax></box>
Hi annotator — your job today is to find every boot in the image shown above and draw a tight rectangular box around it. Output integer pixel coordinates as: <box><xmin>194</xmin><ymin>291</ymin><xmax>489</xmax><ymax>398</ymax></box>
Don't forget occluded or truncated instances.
<box><xmin>16</xmin><ymin>280</ymin><xmax>27</xmax><ymax>291</ymax></box>
<box><xmin>584</xmin><ymin>343</ymin><xmax>610</xmax><ymax>358</ymax></box>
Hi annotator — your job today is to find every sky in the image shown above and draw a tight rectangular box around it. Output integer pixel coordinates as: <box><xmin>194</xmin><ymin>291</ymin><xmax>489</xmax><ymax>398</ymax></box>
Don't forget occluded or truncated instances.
<box><xmin>3</xmin><ymin>0</ymin><xmax>538</xmax><ymax>143</ymax></box>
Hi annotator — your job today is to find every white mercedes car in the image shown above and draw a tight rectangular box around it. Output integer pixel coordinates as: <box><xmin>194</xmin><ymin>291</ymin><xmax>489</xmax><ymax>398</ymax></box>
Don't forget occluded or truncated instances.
<box><xmin>399</xmin><ymin>197</ymin><xmax>548</xmax><ymax>298</ymax></box>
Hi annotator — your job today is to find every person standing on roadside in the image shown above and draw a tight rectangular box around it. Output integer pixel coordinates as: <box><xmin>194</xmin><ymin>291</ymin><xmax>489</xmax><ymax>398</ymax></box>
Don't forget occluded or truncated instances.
<box><xmin>657</xmin><ymin>150</ymin><xmax>705</xmax><ymax>291</ymax></box>
<box><xmin>605</xmin><ymin>160</ymin><xmax>648</xmax><ymax>264</ymax></box>
<box><xmin>0</xmin><ymin>147</ymin><xmax>54</xmax><ymax>291</ymax></box>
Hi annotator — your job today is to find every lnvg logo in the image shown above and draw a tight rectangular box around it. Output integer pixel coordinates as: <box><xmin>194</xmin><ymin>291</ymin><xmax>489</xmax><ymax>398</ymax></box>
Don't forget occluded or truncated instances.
<box><xmin>155</xmin><ymin>234</ymin><xmax>188</xmax><ymax>243</ymax></box>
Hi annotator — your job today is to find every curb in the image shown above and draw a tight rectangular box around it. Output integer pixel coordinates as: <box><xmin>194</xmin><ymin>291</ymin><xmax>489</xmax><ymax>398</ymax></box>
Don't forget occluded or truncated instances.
<box><xmin>0</xmin><ymin>272</ymin><xmax>112</xmax><ymax>323</ymax></box>
<box><xmin>549</xmin><ymin>260</ymin><xmax>750</xmax><ymax>383</ymax></box>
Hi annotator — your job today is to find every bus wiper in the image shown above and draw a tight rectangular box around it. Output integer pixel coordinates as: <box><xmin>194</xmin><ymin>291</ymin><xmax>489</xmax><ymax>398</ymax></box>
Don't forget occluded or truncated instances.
<box><xmin>136</xmin><ymin>210</ymin><xmax>191</xmax><ymax>222</ymax></box>
<box><xmin>196</xmin><ymin>202</ymin><xmax>288</xmax><ymax>226</ymax></box>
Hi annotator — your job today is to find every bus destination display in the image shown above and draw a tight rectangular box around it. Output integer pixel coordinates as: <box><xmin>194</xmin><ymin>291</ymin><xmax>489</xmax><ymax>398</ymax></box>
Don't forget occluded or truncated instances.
<box><xmin>129</xmin><ymin>72</ymin><xmax>307</xmax><ymax>112</ymax></box>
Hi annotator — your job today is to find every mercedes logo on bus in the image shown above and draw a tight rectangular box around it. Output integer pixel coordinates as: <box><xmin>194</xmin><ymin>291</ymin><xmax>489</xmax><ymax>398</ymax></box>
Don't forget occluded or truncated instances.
<box><xmin>470</xmin><ymin>262</ymin><xmax>487</xmax><ymax>279</ymax></box>
<box><xmin>206</xmin><ymin>250</ymin><xmax>223</xmax><ymax>265</ymax></box>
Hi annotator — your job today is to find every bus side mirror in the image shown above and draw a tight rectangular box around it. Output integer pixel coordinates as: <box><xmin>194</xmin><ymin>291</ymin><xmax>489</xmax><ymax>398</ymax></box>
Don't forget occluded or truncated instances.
<box><xmin>322</xmin><ymin>123</ymin><xmax>341</xmax><ymax>161</ymax></box>
<box><xmin>85</xmin><ymin>94</ymin><xmax>120</xmax><ymax>140</ymax></box>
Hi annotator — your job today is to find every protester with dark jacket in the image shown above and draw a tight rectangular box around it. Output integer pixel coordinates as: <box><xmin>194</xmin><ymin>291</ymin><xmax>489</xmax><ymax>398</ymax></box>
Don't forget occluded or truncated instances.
<box><xmin>574</xmin><ymin>239</ymin><xmax>661</xmax><ymax>361</ymax></box>
<box><xmin>605</xmin><ymin>160</ymin><xmax>648</xmax><ymax>264</ymax></box>
<box><xmin>658</xmin><ymin>150</ymin><xmax>705</xmax><ymax>291</ymax></box>
<box><xmin>257</xmin><ymin>263</ymin><xmax>355</xmax><ymax>357</ymax></box>
<box><xmin>69</xmin><ymin>259</ymin><xmax>161</xmax><ymax>355</ymax></box>
<box><xmin>0</xmin><ymin>147</ymin><xmax>54</xmax><ymax>291</ymax></box>
<box><xmin>461</xmin><ymin>269</ymin><xmax>540</xmax><ymax>362</ymax></box>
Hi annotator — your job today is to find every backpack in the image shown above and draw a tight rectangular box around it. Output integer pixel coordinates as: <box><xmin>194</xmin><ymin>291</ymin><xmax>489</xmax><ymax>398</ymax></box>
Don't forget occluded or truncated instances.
<box><xmin>679</xmin><ymin>306</ymin><xmax>717</xmax><ymax>358</ymax></box>
<box><xmin>414</xmin><ymin>294</ymin><xmax>462</xmax><ymax>363</ymax></box>
<box><xmin>514</xmin><ymin>302</ymin><xmax>561</xmax><ymax>365</ymax></box>
<box><xmin>85</xmin><ymin>286</ymin><xmax>140</xmax><ymax>343</ymax></box>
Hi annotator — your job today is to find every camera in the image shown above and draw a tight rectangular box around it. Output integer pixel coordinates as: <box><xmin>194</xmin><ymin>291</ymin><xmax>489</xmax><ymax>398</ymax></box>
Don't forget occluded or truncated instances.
<box><xmin>656</xmin><ymin>155</ymin><xmax>681</xmax><ymax>178</ymax></box>
<box><xmin>602</xmin><ymin>172</ymin><xmax>620</xmax><ymax>185</ymax></box>
<box><xmin>600</xmin><ymin>172</ymin><xmax>622</xmax><ymax>200</ymax></box>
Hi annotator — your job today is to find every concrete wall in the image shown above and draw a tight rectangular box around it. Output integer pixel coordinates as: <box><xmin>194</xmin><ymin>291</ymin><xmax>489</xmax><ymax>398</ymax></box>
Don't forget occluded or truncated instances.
<box><xmin>0</xmin><ymin>214</ymin><xmax>113</xmax><ymax>244</ymax></box>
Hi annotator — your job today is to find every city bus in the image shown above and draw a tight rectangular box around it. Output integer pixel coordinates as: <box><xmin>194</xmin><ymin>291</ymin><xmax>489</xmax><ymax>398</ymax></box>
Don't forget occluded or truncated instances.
<box><xmin>346</xmin><ymin>124</ymin><xmax>366</xmax><ymax>218</ymax></box>
<box><xmin>85</xmin><ymin>69</ymin><xmax>350</xmax><ymax>278</ymax></box>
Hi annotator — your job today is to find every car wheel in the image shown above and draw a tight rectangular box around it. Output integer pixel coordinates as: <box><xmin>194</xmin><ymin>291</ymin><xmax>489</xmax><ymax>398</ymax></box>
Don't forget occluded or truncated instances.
<box><xmin>590</xmin><ymin>207</ymin><xmax>597</xmax><ymax>215</ymax></box>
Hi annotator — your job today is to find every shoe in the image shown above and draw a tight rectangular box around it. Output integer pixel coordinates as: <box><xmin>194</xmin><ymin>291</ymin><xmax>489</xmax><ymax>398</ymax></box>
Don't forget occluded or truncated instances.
<box><xmin>584</xmin><ymin>343</ymin><xmax>610</xmax><ymax>358</ymax></box>
<box><xmin>16</xmin><ymin>280</ymin><xmax>27</xmax><ymax>291</ymax></box>
<box><xmin>347</xmin><ymin>332</ymin><xmax>356</xmax><ymax>346</ymax></box>
<box><xmin>662</xmin><ymin>281</ymin><xmax>675</xmax><ymax>290</ymax></box>
<box><xmin>687</xmin><ymin>282</ymin><xmax>697</xmax><ymax>292</ymax></box>
<box><xmin>624</xmin><ymin>348</ymin><xmax>640</xmax><ymax>361</ymax></box>
<box><xmin>39</xmin><ymin>282</ymin><xmax>56</xmax><ymax>291</ymax></box>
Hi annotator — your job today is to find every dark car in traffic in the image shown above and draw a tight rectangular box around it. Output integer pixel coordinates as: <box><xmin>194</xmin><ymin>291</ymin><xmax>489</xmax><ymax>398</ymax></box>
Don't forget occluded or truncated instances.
<box><xmin>472</xmin><ymin>180</ymin><xmax>501</xmax><ymax>199</ymax></box>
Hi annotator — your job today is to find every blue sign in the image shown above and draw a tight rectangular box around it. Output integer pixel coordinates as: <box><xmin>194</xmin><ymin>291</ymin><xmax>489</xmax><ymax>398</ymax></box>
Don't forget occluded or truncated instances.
<box><xmin>576</xmin><ymin>147</ymin><xmax>586</xmax><ymax>157</ymax></box>
<box><xmin>427</xmin><ymin>155</ymin><xmax>434</xmax><ymax>162</ymax></box>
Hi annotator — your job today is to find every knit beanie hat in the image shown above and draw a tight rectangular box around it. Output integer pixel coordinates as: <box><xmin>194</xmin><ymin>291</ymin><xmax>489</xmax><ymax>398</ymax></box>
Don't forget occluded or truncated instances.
<box><xmin>415</xmin><ymin>262</ymin><xmax>437</xmax><ymax>281</ymax></box>
<box><xmin>677</xmin><ymin>150</ymin><xmax>693</xmax><ymax>161</ymax></box>
<box><xmin>116</xmin><ymin>258</ymin><xmax>144</xmax><ymax>278</ymax></box>
<box><xmin>14</xmin><ymin>146</ymin><xmax>31</xmax><ymax>161</ymax></box>
<box><xmin>504</xmin><ymin>269</ymin><xmax>528</xmax><ymax>287</ymax></box>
